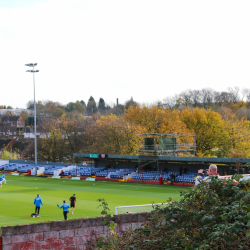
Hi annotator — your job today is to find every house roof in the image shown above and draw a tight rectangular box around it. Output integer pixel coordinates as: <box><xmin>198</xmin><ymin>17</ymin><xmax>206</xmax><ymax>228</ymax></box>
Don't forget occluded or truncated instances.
<box><xmin>12</xmin><ymin>141</ymin><xmax>31</xmax><ymax>152</ymax></box>
<box><xmin>2</xmin><ymin>116</ymin><xmax>21</xmax><ymax>122</ymax></box>
<box><xmin>0</xmin><ymin>139</ymin><xmax>13</xmax><ymax>149</ymax></box>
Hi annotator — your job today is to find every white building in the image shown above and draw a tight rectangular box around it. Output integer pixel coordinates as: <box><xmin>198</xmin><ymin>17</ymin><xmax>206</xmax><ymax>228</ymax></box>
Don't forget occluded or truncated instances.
<box><xmin>23</xmin><ymin>132</ymin><xmax>48</xmax><ymax>139</ymax></box>
<box><xmin>0</xmin><ymin>109</ymin><xmax>34</xmax><ymax>116</ymax></box>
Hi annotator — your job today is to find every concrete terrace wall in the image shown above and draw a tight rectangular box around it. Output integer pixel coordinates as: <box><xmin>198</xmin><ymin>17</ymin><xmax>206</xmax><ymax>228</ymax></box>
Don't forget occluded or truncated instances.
<box><xmin>94</xmin><ymin>159</ymin><xmax>234</xmax><ymax>175</ymax></box>
<box><xmin>1</xmin><ymin>213</ymin><xmax>149</xmax><ymax>250</ymax></box>
<box><xmin>9</xmin><ymin>160</ymin><xmax>70</xmax><ymax>167</ymax></box>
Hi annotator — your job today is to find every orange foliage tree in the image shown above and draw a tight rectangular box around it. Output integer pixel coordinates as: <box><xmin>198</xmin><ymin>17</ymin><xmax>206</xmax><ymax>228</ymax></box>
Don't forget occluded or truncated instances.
<box><xmin>85</xmin><ymin>114</ymin><xmax>145</xmax><ymax>155</ymax></box>
<box><xmin>58</xmin><ymin>116</ymin><xmax>90</xmax><ymax>160</ymax></box>
<box><xmin>37</xmin><ymin>119</ymin><xmax>66</xmax><ymax>162</ymax></box>
<box><xmin>124</xmin><ymin>105</ymin><xmax>191</xmax><ymax>135</ymax></box>
<box><xmin>37</xmin><ymin>105</ymin><xmax>250</xmax><ymax>160</ymax></box>
<box><xmin>180</xmin><ymin>108</ymin><xmax>228</xmax><ymax>157</ymax></box>
<box><xmin>221</xmin><ymin>109</ymin><xmax>250</xmax><ymax>158</ymax></box>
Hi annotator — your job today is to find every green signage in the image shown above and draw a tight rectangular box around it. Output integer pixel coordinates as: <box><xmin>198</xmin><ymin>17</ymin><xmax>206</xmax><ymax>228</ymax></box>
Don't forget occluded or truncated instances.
<box><xmin>86</xmin><ymin>177</ymin><xmax>96</xmax><ymax>181</ymax></box>
<box><xmin>71</xmin><ymin>177</ymin><xmax>81</xmax><ymax>180</ymax></box>
<box><xmin>12</xmin><ymin>173</ymin><xmax>19</xmax><ymax>176</ymax></box>
<box><xmin>89</xmin><ymin>154</ymin><xmax>99</xmax><ymax>159</ymax></box>
<box><xmin>52</xmin><ymin>176</ymin><xmax>61</xmax><ymax>178</ymax></box>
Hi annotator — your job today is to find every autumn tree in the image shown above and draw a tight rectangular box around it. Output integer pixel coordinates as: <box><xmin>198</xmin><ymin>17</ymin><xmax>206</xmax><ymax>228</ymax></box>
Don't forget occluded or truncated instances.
<box><xmin>125</xmin><ymin>97</ymin><xmax>138</xmax><ymax>109</ymax></box>
<box><xmin>188</xmin><ymin>89</ymin><xmax>201</xmax><ymax>107</ymax></box>
<box><xmin>75</xmin><ymin>101</ymin><xmax>85</xmax><ymax>113</ymax></box>
<box><xmin>65</xmin><ymin>101</ymin><xmax>85</xmax><ymax>113</ymax></box>
<box><xmin>200</xmin><ymin>88</ymin><xmax>215</xmax><ymax>108</ymax></box>
<box><xmin>37</xmin><ymin>119</ymin><xmax>66</xmax><ymax>162</ymax></box>
<box><xmin>61</xmin><ymin>113</ymin><xmax>67</xmax><ymax>119</ymax></box>
<box><xmin>26</xmin><ymin>100</ymin><xmax>65</xmax><ymax>118</ymax></box>
<box><xmin>1</xmin><ymin>149</ymin><xmax>18</xmax><ymax>160</ymax></box>
<box><xmin>162</xmin><ymin>95</ymin><xmax>178</xmax><ymax>110</ymax></box>
<box><xmin>65</xmin><ymin>102</ymin><xmax>75</xmax><ymax>112</ymax></box>
<box><xmin>180</xmin><ymin>108</ymin><xmax>228</xmax><ymax>157</ymax></box>
<box><xmin>179</xmin><ymin>90</ymin><xmax>192</xmax><ymax>107</ymax></box>
<box><xmin>221</xmin><ymin>109</ymin><xmax>250</xmax><ymax>158</ymax></box>
<box><xmin>86</xmin><ymin>96</ymin><xmax>97</xmax><ymax>113</ymax></box>
<box><xmin>20</xmin><ymin>111</ymin><xmax>29</xmax><ymax>121</ymax></box>
<box><xmin>85</xmin><ymin>114</ymin><xmax>145</xmax><ymax>155</ymax></box>
<box><xmin>162</xmin><ymin>87</ymin><xmax>250</xmax><ymax>111</ymax></box>
<box><xmin>124</xmin><ymin>105</ymin><xmax>191</xmax><ymax>135</ymax></box>
<box><xmin>53</xmin><ymin>108</ymin><xmax>64</xmax><ymax>117</ymax></box>
<box><xmin>80</xmin><ymin>100</ymin><xmax>86</xmax><ymax>107</ymax></box>
<box><xmin>58</xmin><ymin>117</ymin><xmax>89</xmax><ymax>161</ymax></box>
<box><xmin>236</xmin><ymin>107</ymin><xmax>250</xmax><ymax>120</ymax></box>
<box><xmin>98</xmin><ymin>98</ymin><xmax>105</xmax><ymax>111</ymax></box>
<box><xmin>26</xmin><ymin>100</ymin><xmax>36</xmax><ymax>109</ymax></box>
<box><xmin>227</xmin><ymin>87</ymin><xmax>240</xmax><ymax>104</ymax></box>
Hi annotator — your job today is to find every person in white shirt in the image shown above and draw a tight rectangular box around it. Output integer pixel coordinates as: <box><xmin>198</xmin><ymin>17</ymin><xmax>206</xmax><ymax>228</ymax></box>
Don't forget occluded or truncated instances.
<box><xmin>195</xmin><ymin>173</ymin><xmax>203</xmax><ymax>185</ymax></box>
<box><xmin>196</xmin><ymin>164</ymin><xmax>219</xmax><ymax>185</ymax></box>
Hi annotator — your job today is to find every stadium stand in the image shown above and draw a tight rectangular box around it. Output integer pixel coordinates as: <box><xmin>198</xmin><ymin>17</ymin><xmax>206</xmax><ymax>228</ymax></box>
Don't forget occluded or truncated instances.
<box><xmin>0</xmin><ymin>163</ymin><xmax>104</xmax><ymax>176</ymax></box>
<box><xmin>2</xmin><ymin>163</ymin><xmax>36</xmax><ymax>173</ymax></box>
<box><xmin>96</xmin><ymin>169</ymin><xmax>117</xmax><ymax>177</ymax></box>
<box><xmin>0</xmin><ymin>162</ymin><xmax>199</xmax><ymax>184</ymax></box>
<box><xmin>79</xmin><ymin>166</ymin><xmax>105</xmax><ymax>176</ymax></box>
<box><xmin>110</xmin><ymin>169</ymin><xmax>136</xmax><ymax>179</ymax></box>
<box><xmin>132</xmin><ymin>170</ymin><xmax>197</xmax><ymax>184</ymax></box>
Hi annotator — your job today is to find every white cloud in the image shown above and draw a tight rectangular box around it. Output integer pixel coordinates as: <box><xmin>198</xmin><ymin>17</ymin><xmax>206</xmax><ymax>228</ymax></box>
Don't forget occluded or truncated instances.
<box><xmin>0</xmin><ymin>0</ymin><xmax>250</xmax><ymax>108</ymax></box>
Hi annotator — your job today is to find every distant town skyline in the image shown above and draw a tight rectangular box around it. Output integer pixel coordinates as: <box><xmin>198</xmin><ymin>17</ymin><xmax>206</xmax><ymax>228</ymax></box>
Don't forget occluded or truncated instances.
<box><xmin>1</xmin><ymin>0</ymin><xmax>250</xmax><ymax>109</ymax></box>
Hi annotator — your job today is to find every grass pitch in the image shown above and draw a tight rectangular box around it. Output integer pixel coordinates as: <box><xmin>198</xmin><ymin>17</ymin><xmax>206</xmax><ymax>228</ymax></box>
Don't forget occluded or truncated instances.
<box><xmin>0</xmin><ymin>175</ymin><xmax>190</xmax><ymax>228</ymax></box>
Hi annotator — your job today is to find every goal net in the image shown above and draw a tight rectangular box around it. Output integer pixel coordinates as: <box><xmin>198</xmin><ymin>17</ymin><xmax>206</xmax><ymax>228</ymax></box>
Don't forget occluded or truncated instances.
<box><xmin>115</xmin><ymin>203</ymin><xmax>168</xmax><ymax>215</ymax></box>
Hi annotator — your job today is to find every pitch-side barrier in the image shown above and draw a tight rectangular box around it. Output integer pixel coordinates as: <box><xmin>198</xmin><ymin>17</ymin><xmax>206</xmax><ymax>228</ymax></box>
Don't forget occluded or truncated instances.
<box><xmin>115</xmin><ymin>203</ymin><xmax>168</xmax><ymax>215</ymax></box>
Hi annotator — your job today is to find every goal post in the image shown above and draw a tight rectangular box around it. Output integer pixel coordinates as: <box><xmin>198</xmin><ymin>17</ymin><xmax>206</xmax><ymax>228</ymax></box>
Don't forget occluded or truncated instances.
<box><xmin>115</xmin><ymin>203</ymin><xmax>168</xmax><ymax>215</ymax></box>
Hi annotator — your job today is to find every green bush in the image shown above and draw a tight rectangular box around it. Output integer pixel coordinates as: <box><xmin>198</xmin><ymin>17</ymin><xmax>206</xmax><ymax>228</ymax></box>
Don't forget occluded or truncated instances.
<box><xmin>93</xmin><ymin>176</ymin><xmax>250</xmax><ymax>250</ymax></box>
<box><xmin>1</xmin><ymin>150</ymin><xmax>18</xmax><ymax>160</ymax></box>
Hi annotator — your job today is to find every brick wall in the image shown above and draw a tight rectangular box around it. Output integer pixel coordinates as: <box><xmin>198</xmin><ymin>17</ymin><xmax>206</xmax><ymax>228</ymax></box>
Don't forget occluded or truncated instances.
<box><xmin>1</xmin><ymin>213</ymin><xmax>149</xmax><ymax>250</ymax></box>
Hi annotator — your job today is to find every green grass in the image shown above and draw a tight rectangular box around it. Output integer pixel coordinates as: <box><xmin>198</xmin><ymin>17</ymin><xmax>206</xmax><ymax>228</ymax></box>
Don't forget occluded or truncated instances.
<box><xmin>0</xmin><ymin>175</ymin><xmax>190</xmax><ymax>228</ymax></box>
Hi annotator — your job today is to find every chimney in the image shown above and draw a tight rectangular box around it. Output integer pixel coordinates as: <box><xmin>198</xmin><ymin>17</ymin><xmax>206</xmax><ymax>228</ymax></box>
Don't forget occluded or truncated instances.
<box><xmin>117</xmin><ymin>98</ymin><xmax>119</xmax><ymax>107</ymax></box>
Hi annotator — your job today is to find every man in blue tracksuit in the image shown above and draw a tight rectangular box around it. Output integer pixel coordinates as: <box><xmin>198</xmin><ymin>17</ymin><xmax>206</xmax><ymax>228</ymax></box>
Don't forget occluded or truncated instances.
<box><xmin>34</xmin><ymin>194</ymin><xmax>43</xmax><ymax>215</ymax></box>
<box><xmin>2</xmin><ymin>173</ymin><xmax>6</xmax><ymax>184</ymax></box>
<box><xmin>58</xmin><ymin>200</ymin><xmax>71</xmax><ymax>220</ymax></box>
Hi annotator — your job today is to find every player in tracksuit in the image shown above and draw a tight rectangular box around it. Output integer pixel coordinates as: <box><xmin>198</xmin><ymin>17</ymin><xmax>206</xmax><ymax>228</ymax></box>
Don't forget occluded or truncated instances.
<box><xmin>34</xmin><ymin>194</ymin><xmax>43</xmax><ymax>216</ymax></box>
<box><xmin>0</xmin><ymin>176</ymin><xmax>2</xmax><ymax>188</ymax></box>
<box><xmin>2</xmin><ymin>173</ymin><xmax>6</xmax><ymax>184</ymax></box>
<box><xmin>58</xmin><ymin>200</ymin><xmax>71</xmax><ymax>220</ymax></box>
<box><xmin>69</xmin><ymin>194</ymin><xmax>77</xmax><ymax>215</ymax></box>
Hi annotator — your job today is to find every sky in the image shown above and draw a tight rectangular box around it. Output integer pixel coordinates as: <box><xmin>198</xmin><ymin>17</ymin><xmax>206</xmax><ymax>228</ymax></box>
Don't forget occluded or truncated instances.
<box><xmin>0</xmin><ymin>0</ymin><xmax>250</xmax><ymax>108</ymax></box>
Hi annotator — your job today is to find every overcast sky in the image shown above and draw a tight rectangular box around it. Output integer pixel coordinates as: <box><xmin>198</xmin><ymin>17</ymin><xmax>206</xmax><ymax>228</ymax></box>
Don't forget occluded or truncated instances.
<box><xmin>1</xmin><ymin>0</ymin><xmax>250</xmax><ymax>108</ymax></box>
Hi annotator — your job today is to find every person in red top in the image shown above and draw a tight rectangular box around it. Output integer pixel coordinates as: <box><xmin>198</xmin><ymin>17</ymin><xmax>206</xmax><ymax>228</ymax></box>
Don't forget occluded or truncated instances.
<box><xmin>69</xmin><ymin>194</ymin><xmax>77</xmax><ymax>215</ymax></box>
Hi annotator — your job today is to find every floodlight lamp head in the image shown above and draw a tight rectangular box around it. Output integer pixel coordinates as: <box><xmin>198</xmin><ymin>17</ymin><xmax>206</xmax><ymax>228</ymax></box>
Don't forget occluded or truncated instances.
<box><xmin>25</xmin><ymin>63</ymin><xmax>38</xmax><ymax>67</ymax></box>
<box><xmin>26</xmin><ymin>69</ymin><xmax>39</xmax><ymax>73</ymax></box>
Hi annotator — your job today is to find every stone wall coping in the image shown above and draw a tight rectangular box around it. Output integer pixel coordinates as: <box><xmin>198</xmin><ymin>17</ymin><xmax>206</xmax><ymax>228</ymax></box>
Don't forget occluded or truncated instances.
<box><xmin>1</xmin><ymin>212</ymin><xmax>150</xmax><ymax>236</ymax></box>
